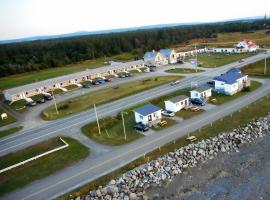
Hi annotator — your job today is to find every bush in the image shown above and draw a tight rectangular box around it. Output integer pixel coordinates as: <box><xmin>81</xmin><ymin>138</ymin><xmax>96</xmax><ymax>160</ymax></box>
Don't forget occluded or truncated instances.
<box><xmin>243</xmin><ymin>86</ymin><xmax>251</xmax><ymax>92</ymax></box>
<box><xmin>58</xmin><ymin>104</ymin><xmax>69</xmax><ymax>110</ymax></box>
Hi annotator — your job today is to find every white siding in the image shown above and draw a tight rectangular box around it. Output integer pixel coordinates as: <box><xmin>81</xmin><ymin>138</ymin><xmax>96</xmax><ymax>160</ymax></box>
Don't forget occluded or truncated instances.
<box><xmin>165</xmin><ymin>99</ymin><xmax>189</xmax><ymax>112</ymax></box>
<box><xmin>134</xmin><ymin>110</ymin><xmax>162</xmax><ymax>125</ymax></box>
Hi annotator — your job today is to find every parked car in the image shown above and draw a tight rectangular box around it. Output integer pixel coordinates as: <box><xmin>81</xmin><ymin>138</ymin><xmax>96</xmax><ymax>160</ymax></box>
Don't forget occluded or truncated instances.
<box><xmin>104</xmin><ymin>78</ymin><xmax>112</xmax><ymax>82</ymax></box>
<box><xmin>97</xmin><ymin>79</ymin><xmax>105</xmax><ymax>84</ymax></box>
<box><xmin>92</xmin><ymin>80</ymin><xmax>100</xmax><ymax>85</ymax></box>
<box><xmin>125</xmin><ymin>72</ymin><xmax>133</xmax><ymax>77</ymax></box>
<box><xmin>36</xmin><ymin>98</ymin><xmax>45</xmax><ymax>104</ymax></box>
<box><xmin>170</xmin><ymin>80</ymin><xmax>180</xmax><ymax>86</ymax></box>
<box><xmin>82</xmin><ymin>83</ymin><xmax>91</xmax><ymax>88</ymax></box>
<box><xmin>150</xmin><ymin>68</ymin><xmax>155</xmax><ymax>72</ymax></box>
<box><xmin>119</xmin><ymin>74</ymin><xmax>126</xmax><ymax>78</ymax></box>
<box><xmin>191</xmin><ymin>98</ymin><xmax>205</xmax><ymax>106</ymax></box>
<box><xmin>207</xmin><ymin>80</ymin><xmax>215</xmax><ymax>86</ymax></box>
<box><xmin>26</xmin><ymin>100</ymin><xmax>37</xmax><ymax>107</ymax></box>
<box><xmin>134</xmin><ymin>123</ymin><xmax>149</xmax><ymax>132</ymax></box>
<box><xmin>161</xmin><ymin>110</ymin><xmax>175</xmax><ymax>117</ymax></box>
<box><xmin>43</xmin><ymin>94</ymin><xmax>53</xmax><ymax>101</ymax></box>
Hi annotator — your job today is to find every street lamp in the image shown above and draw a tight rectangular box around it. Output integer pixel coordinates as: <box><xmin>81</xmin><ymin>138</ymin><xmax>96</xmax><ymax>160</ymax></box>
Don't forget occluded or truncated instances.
<box><xmin>121</xmin><ymin>112</ymin><xmax>128</xmax><ymax>140</ymax></box>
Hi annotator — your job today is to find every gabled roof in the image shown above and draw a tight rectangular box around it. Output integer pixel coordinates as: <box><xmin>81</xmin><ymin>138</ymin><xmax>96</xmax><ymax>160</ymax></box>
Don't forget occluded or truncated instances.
<box><xmin>144</xmin><ymin>51</ymin><xmax>158</xmax><ymax>59</ymax></box>
<box><xmin>160</xmin><ymin>49</ymin><xmax>174</xmax><ymax>57</ymax></box>
<box><xmin>134</xmin><ymin>104</ymin><xmax>161</xmax><ymax>116</ymax></box>
<box><xmin>213</xmin><ymin>68</ymin><xmax>246</xmax><ymax>84</ymax></box>
<box><xmin>227</xmin><ymin>68</ymin><xmax>241</xmax><ymax>74</ymax></box>
<box><xmin>191</xmin><ymin>86</ymin><xmax>211</xmax><ymax>93</ymax></box>
<box><xmin>166</xmin><ymin>95</ymin><xmax>189</xmax><ymax>103</ymax></box>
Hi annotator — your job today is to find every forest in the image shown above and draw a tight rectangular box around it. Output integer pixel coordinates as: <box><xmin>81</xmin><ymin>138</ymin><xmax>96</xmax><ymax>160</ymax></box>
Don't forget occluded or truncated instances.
<box><xmin>0</xmin><ymin>19</ymin><xmax>269</xmax><ymax>77</ymax></box>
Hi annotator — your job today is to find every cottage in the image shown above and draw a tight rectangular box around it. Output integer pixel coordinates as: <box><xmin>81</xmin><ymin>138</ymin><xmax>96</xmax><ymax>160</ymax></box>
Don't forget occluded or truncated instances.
<box><xmin>143</xmin><ymin>51</ymin><xmax>168</xmax><ymax>66</ymax></box>
<box><xmin>164</xmin><ymin>95</ymin><xmax>190</xmax><ymax>112</ymax></box>
<box><xmin>190</xmin><ymin>87</ymin><xmax>212</xmax><ymax>100</ymax></box>
<box><xmin>159</xmin><ymin>49</ymin><xmax>177</xmax><ymax>64</ymax></box>
<box><xmin>213</xmin><ymin>68</ymin><xmax>249</xmax><ymax>95</ymax></box>
<box><xmin>134</xmin><ymin>104</ymin><xmax>162</xmax><ymax>127</ymax></box>
<box><xmin>235</xmin><ymin>39</ymin><xmax>259</xmax><ymax>52</ymax></box>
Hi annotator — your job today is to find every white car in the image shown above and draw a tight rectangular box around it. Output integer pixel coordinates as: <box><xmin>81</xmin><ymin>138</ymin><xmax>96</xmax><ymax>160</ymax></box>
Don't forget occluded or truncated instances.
<box><xmin>170</xmin><ymin>80</ymin><xmax>180</xmax><ymax>86</ymax></box>
<box><xmin>161</xmin><ymin>110</ymin><xmax>175</xmax><ymax>117</ymax></box>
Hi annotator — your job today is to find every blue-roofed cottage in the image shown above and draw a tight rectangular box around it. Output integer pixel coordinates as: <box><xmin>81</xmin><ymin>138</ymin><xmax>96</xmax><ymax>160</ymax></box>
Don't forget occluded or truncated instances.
<box><xmin>134</xmin><ymin>104</ymin><xmax>162</xmax><ymax>126</ymax></box>
<box><xmin>159</xmin><ymin>49</ymin><xmax>177</xmax><ymax>64</ymax></box>
<box><xmin>213</xmin><ymin>68</ymin><xmax>249</xmax><ymax>95</ymax></box>
<box><xmin>143</xmin><ymin>50</ymin><xmax>168</xmax><ymax>66</ymax></box>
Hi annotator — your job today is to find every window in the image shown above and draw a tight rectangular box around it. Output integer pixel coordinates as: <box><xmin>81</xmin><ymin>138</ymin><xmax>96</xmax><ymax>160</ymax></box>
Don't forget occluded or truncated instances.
<box><xmin>195</xmin><ymin>93</ymin><xmax>198</xmax><ymax>97</ymax></box>
<box><xmin>139</xmin><ymin>115</ymin><xmax>143</xmax><ymax>120</ymax></box>
<box><xmin>181</xmin><ymin>102</ymin><xmax>183</xmax><ymax>105</ymax></box>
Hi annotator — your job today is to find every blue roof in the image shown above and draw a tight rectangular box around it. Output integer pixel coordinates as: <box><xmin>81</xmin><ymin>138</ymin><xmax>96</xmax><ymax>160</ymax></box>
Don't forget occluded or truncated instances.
<box><xmin>213</xmin><ymin>68</ymin><xmax>246</xmax><ymax>84</ymax></box>
<box><xmin>144</xmin><ymin>51</ymin><xmax>158</xmax><ymax>59</ymax></box>
<box><xmin>134</xmin><ymin>104</ymin><xmax>161</xmax><ymax>116</ymax></box>
<box><xmin>160</xmin><ymin>49</ymin><xmax>173</xmax><ymax>57</ymax></box>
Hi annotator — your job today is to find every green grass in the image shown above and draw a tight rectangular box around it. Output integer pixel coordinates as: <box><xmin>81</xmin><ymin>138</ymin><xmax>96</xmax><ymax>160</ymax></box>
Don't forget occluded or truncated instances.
<box><xmin>241</xmin><ymin>57</ymin><xmax>270</xmax><ymax>78</ymax></box>
<box><xmin>0</xmin><ymin>52</ymin><xmax>135</xmax><ymax>90</ymax></box>
<box><xmin>50</xmin><ymin>88</ymin><xmax>65</xmax><ymax>96</ymax></box>
<box><xmin>210</xmin><ymin>80</ymin><xmax>262</xmax><ymax>105</ymax></box>
<box><xmin>0</xmin><ymin>126</ymin><xmax>23</xmax><ymax>139</ymax></box>
<box><xmin>151</xmin><ymin>118</ymin><xmax>177</xmax><ymax>131</ymax></box>
<box><xmin>61</xmin><ymin>94</ymin><xmax>270</xmax><ymax>200</ymax></box>
<box><xmin>0</xmin><ymin>108</ymin><xmax>16</xmax><ymax>127</ymax></box>
<box><xmin>65</xmin><ymin>85</ymin><xmax>79</xmax><ymax>91</ymax></box>
<box><xmin>82</xmin><ymin>113</ymin><xmax>142</xmax><ymax>146</ymax></box>
<box><xmin>0</xmin><ymin>137</ymin><xmax>89</xmax><ymax>196</ymax></box>
<box><xmin>190</xmin><ymin>53</ymin><xmax>257</xmax><ymax>68</ymax></box>
<box><xmin>6</xmin><ymin>99</ymin><xmax>27</xmax><ymax>112</ymax></box>
<box><xmin>175</xmin><ymin>109</ymin><xmax>205</xmax><ymax>119</ymax></box>
<box><xmin>42</xmin><ymin>76</ymin><xmax>183</xmax><ymax>120</ymax></box>
<box><xmin>166</xmin><ymin>68</ymin><xmax>205</xmax><ymax>73</ymax></box>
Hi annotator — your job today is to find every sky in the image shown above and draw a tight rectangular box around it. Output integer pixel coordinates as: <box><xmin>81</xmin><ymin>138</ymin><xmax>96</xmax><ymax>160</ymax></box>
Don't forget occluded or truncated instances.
<box><xmin>0</xmin><ymin>0</ymin><xmax>269</xmax><ymax>40</ymax></box>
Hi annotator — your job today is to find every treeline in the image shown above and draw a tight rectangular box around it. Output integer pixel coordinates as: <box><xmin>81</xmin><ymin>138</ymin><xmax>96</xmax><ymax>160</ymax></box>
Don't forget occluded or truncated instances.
<box><xmin>0</xmin><ymin>19</ymin><xmax>269</xmax><ymax>77</ymax></box>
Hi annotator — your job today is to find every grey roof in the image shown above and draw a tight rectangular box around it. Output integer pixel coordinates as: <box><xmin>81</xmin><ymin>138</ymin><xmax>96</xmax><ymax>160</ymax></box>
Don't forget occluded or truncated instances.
<box><xmin>191</xmin><ymin>86</ymin><xmax>211</xmax><ymax>93</ymax></box>
<box><xmin>160</xmin><ymin>49</ymin><xmax>174</xmax><ymax>57</ymax></box>
<box><xmin>166</xmin><ymin>95</ymin><xmax>189</xmax><ymax>103</ymax></box>
<box><xmin>134</xmin><ymin>104</ymin><xmax>161</xmax><ymax>116</ymax></box>
<box><xmin>144</xmin><ymin>51</ymin><xmax>158</xmax><ymax>59</ymax></box>
<box><xmin>3</xmin><ymin>60</ymin><xmax>145</xmax><ymax>96</ymax></box>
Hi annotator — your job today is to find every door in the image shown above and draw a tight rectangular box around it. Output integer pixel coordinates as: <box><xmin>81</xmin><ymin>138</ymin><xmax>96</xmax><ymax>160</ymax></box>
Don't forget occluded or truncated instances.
<box><xmin>148</xmin><ymin>115</ymin><xmax>152</xmax><ymax>122</ymax></box>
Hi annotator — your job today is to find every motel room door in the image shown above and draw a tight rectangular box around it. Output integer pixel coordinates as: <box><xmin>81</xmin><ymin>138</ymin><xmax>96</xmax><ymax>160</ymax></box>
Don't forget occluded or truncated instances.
<box><xmin>148</xmin><ymin>115</ymin><xmax>152</xmax><ymax>122</ymax></box>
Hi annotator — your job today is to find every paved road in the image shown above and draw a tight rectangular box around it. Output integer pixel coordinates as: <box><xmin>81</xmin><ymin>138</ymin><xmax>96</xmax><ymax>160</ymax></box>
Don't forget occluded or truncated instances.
<box><xmin>2</xmin><ymin>77</ymin><xmax>270</xmax><ymax>200</ymax></box>
<box><xmin>0</xmin><ymin>52</ymin><xmax>270</xmax><ymax>200</ymax></box>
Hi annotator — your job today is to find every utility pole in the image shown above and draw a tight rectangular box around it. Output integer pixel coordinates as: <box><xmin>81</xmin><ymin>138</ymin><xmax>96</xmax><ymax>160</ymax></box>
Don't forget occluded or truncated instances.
<box><xmin>264</xmin><ymin>57</ymin><xmax>267</xmax><ymax>75</ymax></box>
<box><xmin>195</xmin><ymin>44</ymin><xmax>198</xmax><ymax>72</ymax></box>
<box><xmin>94</xmin><ymin>104</ymin><xmax>101</xmax><ymax>135</ymax></box>
<box><xmin>52</xmin><ymin>90</ymin><xmax>59</xmax><ymax>115</ymax></box>
<box><xmin>121</xmin><ymin>112</ymin><xmax>127</xmax><ymax>141</ymax></box>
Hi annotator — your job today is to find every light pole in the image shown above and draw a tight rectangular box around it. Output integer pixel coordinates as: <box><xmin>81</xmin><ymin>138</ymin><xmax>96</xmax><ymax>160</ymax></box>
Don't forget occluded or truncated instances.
<box><xmin>264</xmin><ymin>57</ymin><xmax>267</xmax><ymax>75</ymax></box>
<box><xmin>52</xmin><ymin>90</ymin><xmax>59</xmax><ymax>115</ymax></box>
<box><xmin>121</xmin><ymin>112</ymin><xmax>128</xmax><ymax>140</ymax></box>
<box><xmin>195</xmin><ymin>44</ymin><xmax>198</xmax><ymax>72</ymax></box>
<box><xmin>94</xmin><ymin>104</ymin><xmax>101</xmax><ymax>135</ymax></box>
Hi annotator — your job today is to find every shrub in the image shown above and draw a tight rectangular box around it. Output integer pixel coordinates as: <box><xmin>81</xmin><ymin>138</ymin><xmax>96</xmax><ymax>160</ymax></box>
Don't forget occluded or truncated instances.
<box><xmin>58</xmin><ymin>104</ymin><xmax>69</xmax><ymax>110</ymax></box>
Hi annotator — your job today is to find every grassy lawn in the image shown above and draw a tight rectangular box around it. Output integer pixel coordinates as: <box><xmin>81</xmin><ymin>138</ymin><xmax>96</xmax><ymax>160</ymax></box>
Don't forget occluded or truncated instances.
<box><xmin>241</xmin><ymin>57</ymin><xmax>270</xmax><ymax>78</ymax></box>
<box><xmin>0</xmin><ymin>137</ymin><xmax>89</xmax><ymax>196</ymax></box>
<box><xmin>82</xmin><ymin>113</ymin><xmax>142</xmax><ymax>146</ymax></box>
<box><xmin>151</xmin><ymin>118</ymin><xmax>177</xmax><ymax>131</ymax></box>
<box><xmin>42</xmin><ymin>76</ymin><xmax>183</xmax><ymax>120</ymax></box>
<box><xmin>65</xmin><ymin>84</ymin><xmax>79</xmax><ymax>91</ymax></box>
<box><xmin>0</xmin><ymin>126</ymin><xmax>23</xmax><ymax>139</ymax></box>
<box><xmin>210</xmin><ymin>80</ymin><xmax>262</xmax><ymax>105</ymax></box>
<box><xmin>0</xmin><ymin>52</ymin><xmax>135</xmax><ymax>90</ymax></box>
<box><xmin>165</xmin><ymin>68</ymin><xmax>205</xmax><ymax>73</ymax></box>
<box><xmin>61</xmin><ymin>93</ymin><xmax>270</xmax><ymax>200</ymax></box>
<box><xmin>50</xmin><ymin>88</ymin><xmax>65</xmax><ymax>96</ymax></box>
<box><xmin>187</xmin><ymin>53</ymin><xmax>257</xmax><ymax>68</ymax></box>
<box><xmin>0</xmin><ymin>108</ymin><xmax>16</xmax><ymax>127</ymax></box>
<box><xmin>175</xmin><ymin>109</ymin><xmax>205</xmax><ymax>119</ymax></box>
<box><xmin>6</xmin><ymin>99</ymin><xmax>27</xmax><ymax>112</ymax></box>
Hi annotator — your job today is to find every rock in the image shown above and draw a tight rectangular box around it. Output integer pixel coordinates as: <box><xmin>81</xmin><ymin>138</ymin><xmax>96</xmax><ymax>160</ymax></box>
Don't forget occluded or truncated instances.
<box><xmin>124</xmin><ymin>195</ymin><xmax>129</xmax><ymax>200</ymax></box>
<box><xmin>165</xmin><ymin>166</ymin><xmax>171</xmax><ymax>172</ymax></box>
<box><xmin>96</xmin><ymin>189</ymin><xmax>102</xmax><ymax>197</ymax></box>
<box><xmin>130</xmin><ymin>193</ymin><xmax>137</xmax><ymax>200</ymax></box>
<box><xmin>109</xmin><ymin>179</ymin><xmax>116</xmax><ymax>185</ymax></box>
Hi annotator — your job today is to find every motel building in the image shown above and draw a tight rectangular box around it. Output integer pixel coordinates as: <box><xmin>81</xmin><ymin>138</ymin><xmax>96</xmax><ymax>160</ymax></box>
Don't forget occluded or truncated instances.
<box><xmin>190</xmin><ymin>87</ymin><xmax>212</xmax><ymax>100</ymax></box>
<box><xmin>213</xmin><ymin>68</ymin><xmax>250</xmax><ymax>96</ymax></box>
<box><xmin>134</xmin><ymin>104</ymin><xmax>162</xmax><ymax>127</ymax></box>
<box><xmin>143</xmin><ymin>50</ymin><xmax>168</xmax><ymax>66</ymax></box>
<box><xmin>159</xmin><ymin>49</ymin><xmax>178</xmax><ymax>64</ymax></box>
<box><xmin>3</xmin><ymin>60</ymin><xmax>145</xmax><ymax>102</ymax></box>
<box><xmin>164</xmin><ymin>95</ymin><xmax>190</xmax><ymax>112</ymax></box>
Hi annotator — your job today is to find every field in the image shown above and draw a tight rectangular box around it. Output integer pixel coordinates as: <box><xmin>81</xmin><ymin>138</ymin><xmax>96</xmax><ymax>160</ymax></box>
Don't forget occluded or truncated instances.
<box><xmin>42</xmin><ymin>76</ymin><xmax>183</xmax><ymax>120</ymax></box>
<box><xmin>165</xmin><ymin>68</ymin><xmax>205</xmax><ymax>73</ymax></box>
<box><xmin>188</xmin><ymin>53</ymin><xmax>256</xmax><ymax>68</ymax></box>
<box><xmin>173</xmin><ymin>30</ymin><xmax>270</xmax><ymax>51</ymax></box>
<box><xmin>241</xmin><ymin>57</ymin><xmax>270</xmax><ymax>77</ymax></box>
<box><xmin>0</xmin><ymin>52</ymin><xmax>135</xmax><ymax>91</ymax></box>
<box><xmin>0</xmin><ymin>108</ymin><xmax>16</xmax><ymax>127</ymax></box>
<box><xmin>82</xmin><ymin>114</ymin><xmax>142</xmax><ymax>146</ymax></box>
<box><xmin>0</xmin><ymin>137</ymin><xmax>89</xmax><ymax>196</ymax></box>
<box><xmin>0</xmin><ymin>127</ymin><xmax>23</xmax><ymax>139</ymax></box>
<box><xmin>61</xmin><ymin>94</ymin><xmax>270</xmax><ymax>200</ymax></box>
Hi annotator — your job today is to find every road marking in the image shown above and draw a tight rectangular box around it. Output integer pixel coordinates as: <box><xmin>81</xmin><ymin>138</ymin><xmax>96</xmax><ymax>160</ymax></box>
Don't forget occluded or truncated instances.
<box><xmin>22</xmin><ymin>86</ymin><xmax>270</xmax><ymax>200</ymax></box>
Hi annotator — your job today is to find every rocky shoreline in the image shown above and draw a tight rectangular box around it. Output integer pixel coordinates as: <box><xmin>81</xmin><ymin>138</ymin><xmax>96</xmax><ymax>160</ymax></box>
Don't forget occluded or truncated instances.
<box><xmin>78</xmin><ymin>114</ymin><xmax>270</xmax><ymax>200</ymax></box>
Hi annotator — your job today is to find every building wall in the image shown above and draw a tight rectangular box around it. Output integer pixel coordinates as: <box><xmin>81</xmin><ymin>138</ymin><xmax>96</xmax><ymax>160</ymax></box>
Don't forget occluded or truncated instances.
<box><xmin>134</xmin><ymin>110</ymin><xmax>162</xmax><ymax>125</ymax></box>
<box><xmin>165</xmin><ymin>99</ymin><xmax>189</xmax><ymax>112</ymax></box>
<box><xmin>190</xmin><ymin>89</ymin><xmax>212</xmax><ymax>99</ymax></box>
<box><xmin>214</xmin><ymin>76</ymin><xmax>248</xmax><ymax>95</ymax></box>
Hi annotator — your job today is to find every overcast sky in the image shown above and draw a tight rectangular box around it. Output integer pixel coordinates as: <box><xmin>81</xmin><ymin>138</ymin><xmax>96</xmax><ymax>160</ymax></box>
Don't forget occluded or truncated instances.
<box><xmin>0</xmin><ymin>0</ymin><xmax>269</xmax><ymax>40</ymax></box>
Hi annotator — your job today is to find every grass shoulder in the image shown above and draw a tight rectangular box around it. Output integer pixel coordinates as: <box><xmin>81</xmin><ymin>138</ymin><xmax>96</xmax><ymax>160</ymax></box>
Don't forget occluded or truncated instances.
<box><xmin>0</xmin><ymin>136</ymin><xmax>89</xmax><ymax>196</ymax></box>
<box><xmin>241</xmin><ymin>57</ymin><xmax>270</xmax><ymax>78</ymax></box>
<box><xmin>0</xmin><ymin>126</ymin><xmax>23</xmax><ymax>139</ymax></box>
<box><xmin>166</xmin><ymin>68</ymin><xmax>205</xmax><ymax>74</ymax></box>
<box><xmin>42</xmin><ymin>76</ymin><xmax>183</xmax><ymax>121</ymax></box>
